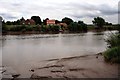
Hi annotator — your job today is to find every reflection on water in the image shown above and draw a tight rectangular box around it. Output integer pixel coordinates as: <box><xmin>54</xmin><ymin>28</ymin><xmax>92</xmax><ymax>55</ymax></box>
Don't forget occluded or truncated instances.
<box><xmin>1</xmin><ymin>31</ymin><xmax>117</xmax><ymax>78</ymax></box>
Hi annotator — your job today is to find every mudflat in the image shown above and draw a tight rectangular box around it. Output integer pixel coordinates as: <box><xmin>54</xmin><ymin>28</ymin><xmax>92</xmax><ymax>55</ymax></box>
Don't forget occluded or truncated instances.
<box><xmin>30</xmin><ymin>54</ymin><xmax>119</xmax><ymax>78</ymax></box>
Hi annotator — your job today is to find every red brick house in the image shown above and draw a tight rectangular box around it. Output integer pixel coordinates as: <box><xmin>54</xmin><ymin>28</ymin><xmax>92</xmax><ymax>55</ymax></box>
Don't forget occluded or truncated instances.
<box><xmin>46</xmin><ymin>20</ymin><xmax>56</xmax><ymax>25</ymax></box>
<box><xmin>20</xmin><ymin>20</ymin><xmax>25</xmax><ymax>25</ymax></box>
<box><xmin>25</xmin><ymin>19</ymin><xmax>35</xmax><ymax>25</ymax></box>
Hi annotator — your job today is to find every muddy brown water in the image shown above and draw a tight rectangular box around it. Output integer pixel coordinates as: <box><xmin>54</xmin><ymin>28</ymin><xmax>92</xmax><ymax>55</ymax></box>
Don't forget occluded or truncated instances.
<box><xmin>0</xmin><ymin>30</ymin><xmax>118</xmax><ymax>78</ymax></box>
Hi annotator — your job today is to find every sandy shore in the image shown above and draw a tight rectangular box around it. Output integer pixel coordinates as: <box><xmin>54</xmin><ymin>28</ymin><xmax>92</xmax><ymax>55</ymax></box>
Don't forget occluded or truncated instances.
<box><xmin>1</xmin><ymin>53</ymin><xmax>119</xmax><ymax>79</ymax></box>
<box><xmin>30</xmin><ymin>53</ymin><xmax>119</xmax><ymax>79</ymax></box>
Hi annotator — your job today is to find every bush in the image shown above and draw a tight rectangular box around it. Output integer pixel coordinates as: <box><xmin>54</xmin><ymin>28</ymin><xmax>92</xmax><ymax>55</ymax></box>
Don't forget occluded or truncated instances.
<box><xmin>52</xmin><ymin>25</ymin><xmax>59</xmax><ymax>32</ymax></box>
<box><xmin>117</xmin><ymin>24</ymin><xmax>120</xmax><ymax>33</ymax></box>
<box><xmin>2</xmin><ymin>24</ymin><xmax>7</xmax><ymax>32</ymax></box>
<box><xmin>68</xmin><ymin>22</ymin><xmax>87</xmax><ymax>32</ymax></box>
<box><xmin>32</xmin><ymin>25</ymin><xmax>39</xmax><ymax>31</ymax></box>
<box><xmin>103</xmin><ymin>33</ymin><xmax>120</xmax><ymax>63</ymax></box>
<box><xmin>41</xmin><ymin>25</ymin><xmax>47</xmax><ymax>32</ymax></box>
<box><xmin>106</xmin><ymin>33</ymin><xmax>120</xmax><ymax>48</ymax></box>
<box><xmin>81</xmin><ymin>24</ymin><xmax>87</xmax><ymax>32</ymax></box>
<box><xmin>103</xmin><ymin>47</ymin><xmax>120</xmax><ymax>63</ymax></box>
<box><xmin>10</xmin><ymin>25</ymin><xmax>26</xmax><ymax>31</ymax></box>
<box><xmin>25</xmin><ymin>26</ymin><xmax>33</xmax><ymax>31</ymax></box>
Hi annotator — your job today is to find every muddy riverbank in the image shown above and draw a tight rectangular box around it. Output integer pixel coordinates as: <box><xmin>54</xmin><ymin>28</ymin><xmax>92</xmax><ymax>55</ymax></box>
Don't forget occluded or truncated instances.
<box><xmin>29</xmin><ymin>53</ymin><xmax>119</xmax><ymax>79</ymax></box>
<box><xmin>1</xmin><ymin>53</ymin><xmax>119</xmax><ymax>79</ymax></box>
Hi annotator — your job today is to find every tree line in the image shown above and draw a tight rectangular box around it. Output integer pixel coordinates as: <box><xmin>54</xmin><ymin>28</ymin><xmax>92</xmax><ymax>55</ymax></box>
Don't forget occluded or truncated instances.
<box><xmin>2</xmin><ymin>16</ymin><xmax>119</xmax><ymax>33</ymax></box>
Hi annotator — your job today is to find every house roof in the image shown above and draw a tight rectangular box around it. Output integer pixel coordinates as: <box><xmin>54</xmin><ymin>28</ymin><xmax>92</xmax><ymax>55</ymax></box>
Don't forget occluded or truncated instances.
<box><xmin>47</xmin><ymin>20</ymin><xmax>55</xmax><ymax>24</ymax></box>
<box><xmin>26</xmin><ymin>19</ymin><xmax>35</xmax><ymax>22</ymax></box>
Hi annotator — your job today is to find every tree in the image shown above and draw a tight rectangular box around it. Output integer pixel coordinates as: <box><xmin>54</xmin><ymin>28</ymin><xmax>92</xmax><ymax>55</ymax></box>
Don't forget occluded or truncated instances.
<box><xmin>43</xmin><ymin>18</ymin><xmax>49</xmax><ymax>25</ymax></box>
<box><xmin>6</xmin><ymin>21</ymin><xmax>12</xmax><ymax>25</ymax></box>
<box><xmin>62</xmin><ymin>17</ymin><xmax>73</xmax><ymax>25</ymax></box>
<box><xmin>55</xmin><ymin>20</ymin><xmax>60</xmax><ymax>24</ymax></box>
<box><xmin>16</xmin><ymin>20</ymin><xmax>20</xmax><ymax>25</ymax></box>
<box><xmin>118</xmin><ymin>24</ymin><xmax>120</xmax><ymax>33</ymax></box>
<box><xmin>78</xmin><ymin>21</ymin><xmax>84</xmax><ymax>24</ymax></box>
<box><xmin>92</xmin><ymin>17</ymin><xmax>105</xmax><ymax>28</ymax></box>
<box><xmin>31</xmin><ymin>16</ymin><xmax>42</xmax><ymax>25</ymax></box>
<box><xmin>105</xmin><ymin>22</ymin><xmax>112</xmax><ymax>25</ymax></box>
<box><xmin>78</xmin><ymin>21</ymin><xmax>87</xmax><ymax>32</ymax></box>
<box><xmin>19</xmin><ymin>17</ymin><xmax>25</xmax><ymax>25</ymax></box>
<box><xmin>20</xmin><ymin>17</ymin><xmax>25</xmax><ymax>21</ymax></box>
<box><xmin>68</xmin><ymin>21</ymin><xmax>87</xmax><ymax>32</ymax></box>
<box><xmin>2</xmin><ymin>20</ymin><xmax>7</xmax><ymax>32</ymax></box>
<box><xmin>68</xmin><ymin>22</ymin><xmax>78</xmax><ymax>32</ymax></box>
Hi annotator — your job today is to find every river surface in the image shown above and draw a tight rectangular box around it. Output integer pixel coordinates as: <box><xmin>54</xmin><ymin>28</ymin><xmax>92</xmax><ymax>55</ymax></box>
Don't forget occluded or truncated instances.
<box><xmin>0</xmin><ymin>31</ymin><xmax>117</xmax><ymax>78</ymax></box>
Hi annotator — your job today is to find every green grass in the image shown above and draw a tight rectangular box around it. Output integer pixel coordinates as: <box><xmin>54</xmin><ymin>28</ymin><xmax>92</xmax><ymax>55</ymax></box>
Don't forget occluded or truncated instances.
<box><xmin>87</xmin><ymin>25</ymin><xmax>94</xmax><ymax>30</ymax></box>
<box><xmin>103</xmin><ymin>33</ymin><xmax>120</xmax><ymax>63</ymax></box>
<box><xmin>106</xmin><ymin>34</ymin><xmax>120</xmax><ymax>48</ymax></box>
<box><xmin>103</xmin><ymin>47</ymin><xmax>120</xmax><ymax>63</ymax></box>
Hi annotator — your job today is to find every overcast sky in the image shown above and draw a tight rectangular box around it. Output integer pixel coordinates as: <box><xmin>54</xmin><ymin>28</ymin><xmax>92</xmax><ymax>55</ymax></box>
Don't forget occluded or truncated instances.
<box><xmin>0</xmin><ymin>0</ymin><xmax>119</xmax><ymax>24</ymax></box>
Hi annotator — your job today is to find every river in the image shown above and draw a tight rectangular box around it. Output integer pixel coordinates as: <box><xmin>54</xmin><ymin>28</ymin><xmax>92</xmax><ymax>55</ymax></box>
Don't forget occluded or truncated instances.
<box><xmin>0</xmin><ymin>30</ymin><xmax>117</xmax><ymax>78</ymax></box>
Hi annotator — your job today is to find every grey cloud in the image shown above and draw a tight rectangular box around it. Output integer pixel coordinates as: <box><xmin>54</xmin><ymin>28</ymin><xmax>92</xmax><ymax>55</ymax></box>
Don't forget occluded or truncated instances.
<box><xmin>0</xmin><ymin>13</ymin><xmax>18</xmax><ymax>20</ymax></box>
<box><xmin>11</xmin><ymin>3</ymin><xmax>22</xmax><ymax>7</ymax></box>
<box><xmin>97</xmin><ymin>4</ymin><xmax>118</xmax><ymax>15</ymax></box>
<box><xmin>67</xmin><ymin>3</ymin><xmax>118</xmax><ymax>19</ymax></box>
<box><xmin>0</xmin><ymin>0</ymin><xmax>118</xmax><ymax>23</ymax></box>
<box><xmin>72</xmin><ymin>14</ymin><xmax>98</xmax><ymax>18</ymax></box>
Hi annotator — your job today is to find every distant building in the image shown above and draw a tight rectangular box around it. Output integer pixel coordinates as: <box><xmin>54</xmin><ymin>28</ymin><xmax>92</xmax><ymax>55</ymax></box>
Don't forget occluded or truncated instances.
<box><xmin>57</xmin><ymin>23</ymin><xmax>68</xmax><ymax>31</ymax></box>
<box><xmin>46</xmin><ymin>19</ymin><xmax>68</xmax><ymax>31</ymax></box>
<box><xmin>46</xmin><ymin>20</ymin><xmax>56</xmax><ymax>25</ymax></box>
<box><xmin>25</xmin><ymin>19</ymin><xmax>35</xmax><ymax>25</ymax></box>
<box><xmin>20</xmin><ymin>20</ymin><xmax>25</xmax><ymax>25</ymax></box>
<box><xmin>58</xmin><ymin>23</ymin><xmax>67</xmax><ymax>27</ymax></box>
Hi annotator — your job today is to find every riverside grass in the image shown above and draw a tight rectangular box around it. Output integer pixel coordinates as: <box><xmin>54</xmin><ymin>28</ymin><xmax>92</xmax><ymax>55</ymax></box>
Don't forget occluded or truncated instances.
<box><xmin>104</xmin><ymin>47</ymin><xmax>120</xmax><ymax>63</ymax></box>
<box><xmin>103</xmin><ymin>33</ymin><xmax>120</xmax><ymax>63</ymax></box>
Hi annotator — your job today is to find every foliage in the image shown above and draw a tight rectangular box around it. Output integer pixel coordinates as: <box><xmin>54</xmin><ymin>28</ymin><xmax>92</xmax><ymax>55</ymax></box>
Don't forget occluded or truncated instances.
<box><xmin>3</xmin><ymin>16</ymin><xmax>119</xmax><ymax>33</ymax></box>
<box><xmin>68</xmin><ymin>21</ymin><xmax>87</xmax><ymax>32</ymax></box>
<box><xmin>20</xmin><ymin>17</ymin><xmax>25</xmax><ymax>21</ymax></box>
<box><xmin>55</xmin><ymin>20</ymin><xmax>61</xmax><ymax>24</ymax></box>
<box><xmin>103</xmin><ymin>47</ymin><xmax>120</xmax><ymax>63</ymax></box>
<box><xmin>2</xmin><ymin>21</ymin><xmax>7</xmax><ymax>32</ymax></box>
<box><xmin>62</xmin><ymin>17</ymin><xmax>73</xmax><ymax>25</ymax></box>
<box><xmin>6</xmin><ymin>19</ymin><xmax>21</xmax><ymax>25</ymax></box>
<box><xmin>41</xmin><ymin>25</ymin><xmax>46</xmax><ymax>32</ymax></box>
<box><xmin>106</xmin><ymin>33</ymin><xmax>120</xmax><ymax>48</ymax></box>
<box><xmin>41</xmin><ymin>25</ymin><xmax>59</xmax><ymax>33</ymax></box>
<box><xmin>104</xmin><ymin>33</ymin><xmax>120</xmax><ymax>63</ymax></box>
<box><xmin>6</xmin><ymin>21</ymin><xmax>12</xmax><ymax>25</ymax></box>
<box><xmin>68</xmin><ymin>22</ymin><xmax>78</xmax><ymax>32</ymax></box>
<box><xmin>92</xmin><ymin>17</ymin><xmax>105</xmax><ymax>28</ymax></box>
<box><xmin>78</xmin><ymin>21</ymin><xmax>87</xmax><ymax>32</ymax></box>
<box><xmin>51</xmin><ymin>25</ymin><xmax>59</xmax><ymax>32</ymax></box>
<box><xmin>117</xmin><ymin>24</ymin><xmax>120</xmax><ymax>33</ymax></box>
<box><xmin>43</xmin><ymin>18</ymin><xmax>49</xmax><ymax>25</ymax></box>
<box><xmin>105</xmin><ymin>22</ymin><xmax>112</xmax><ymax>25</ymax></box>
<box><xmin>10</xmin><ymin>25</ymin><xmax>26</xmax><ymax>31</ymax></box>
<box><xmin>31</xmin><ymin>16</ymin><xmax>42</xmax><ymax>25</ymax></box>
<box><xmin>25</xmin><ymin>26</ymin><xmax>33</xmax><ymax>31</ymax></box>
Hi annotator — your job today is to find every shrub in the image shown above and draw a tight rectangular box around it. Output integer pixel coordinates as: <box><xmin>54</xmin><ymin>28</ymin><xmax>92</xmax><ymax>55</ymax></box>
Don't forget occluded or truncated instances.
<box><xmin>103</xmin><ymin>33</ymin><xmax>120</xmax><ymax>63</ymax></box>
<box><xmin>2</xmin><ymin>23</ymin><xmax>7</xmax><ymax>32</ymax></box>
<box><xmin>32</xmin><ymin>26</ymin><xmax>39</xmax><ymax>31</ymax></box>
<box><xmin>41</xmin><ymin>25</ymin><xmax>47</xmax><ymax>32</ymax></box>
<box><xmin>25</xmin><ymin>26</ymin><xmax>33</xmax><ymax>31</ymax></box>
<box><xmin>103</xmin><ymin>47</ymin><xmax>120</xmax><ymax>63</ymax></box>
<box><xmin>52</xmin><ymin>25</ymin><xmax>59</xmax><ymax>32</ymax></box>
<box><xmin>106</xmin><ymin>33</ymin><xmax>120</xmax><ymax>48</ymax></box>
<box><xmin>81</xmin><ymin>24</ymin><xmax>87</xmax><ymax>32</ymax></box>
<box><xmin>68</xmin><ymin>21</ymin><xmax>87</xmax><ymax>32</ymax></box>
<box><xmin>117</xmin><ymin>24</ymin><xmax>120</xmax><ymax>33</ymax></box>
